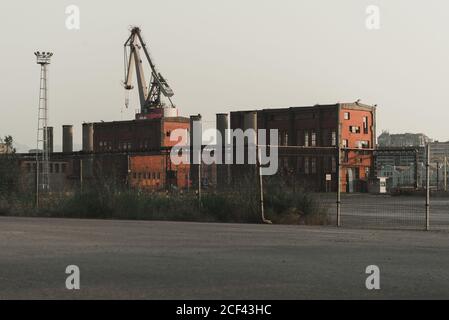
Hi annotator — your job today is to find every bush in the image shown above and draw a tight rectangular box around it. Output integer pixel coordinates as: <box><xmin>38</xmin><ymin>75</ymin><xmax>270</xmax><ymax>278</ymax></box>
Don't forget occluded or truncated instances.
<box><xmin>0</xmin><ymin>178</ymin><xmax>330</xmax><ymax>225</ymax></box>
<box><xmin>263</xmin><ymin>176</ymin><xmax>330</xmax><ymax>225</ymax></box>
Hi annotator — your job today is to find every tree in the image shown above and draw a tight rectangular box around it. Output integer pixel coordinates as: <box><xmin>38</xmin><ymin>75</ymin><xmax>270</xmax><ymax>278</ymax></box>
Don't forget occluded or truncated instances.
<box><xmin>0</xmin><ymin>135</ymin><xmax>19</xmax><ymax>193</ymax></box>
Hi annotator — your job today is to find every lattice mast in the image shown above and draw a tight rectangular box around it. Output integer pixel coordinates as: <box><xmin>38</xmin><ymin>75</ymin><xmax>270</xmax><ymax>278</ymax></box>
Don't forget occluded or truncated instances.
<box><xmin>34</xmin><ymin>51</ymin><xmax>53</xmax><ymax>203</ymax></box>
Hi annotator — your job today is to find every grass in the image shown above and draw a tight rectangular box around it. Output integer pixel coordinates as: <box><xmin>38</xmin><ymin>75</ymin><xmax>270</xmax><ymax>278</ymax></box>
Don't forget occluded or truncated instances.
<box><xmin>0</xmin><ymin>179</ymin><xmax>331</xmax><ymax>225</ymax></box>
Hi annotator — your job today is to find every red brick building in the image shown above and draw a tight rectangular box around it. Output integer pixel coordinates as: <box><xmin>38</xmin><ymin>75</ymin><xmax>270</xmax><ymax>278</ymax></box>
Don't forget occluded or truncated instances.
<box><xmin>93</xmin><ymin>117</ymin><xmax>189</xmax><ymax>153</ymax></box>
<box><xmin>88</xmin><ymin>117</ymin><xmax>190</xmax><ymax>191</ymax></box>
<box><xmin>230</xmin><ymin>102</ymin><xmax>376</xmax><ymax>192</ymax></box>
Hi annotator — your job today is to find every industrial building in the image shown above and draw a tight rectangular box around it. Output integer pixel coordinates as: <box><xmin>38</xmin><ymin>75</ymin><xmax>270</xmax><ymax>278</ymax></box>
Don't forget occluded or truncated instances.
<box><xmin>374</xmin><ymin>147</ymin><xmax>425</xmax><ymax>190</ymax></box>
<box><xmin>375</xmin><ymin>136</ymin><xmax>449</xmax><ymax>191</ymax></box>
<box><xmin>229</xmin><ymin>101</ymin><xmax>376</xmax><ymax>192</ymax></box>
<box><xmin>16</xmin><ymin>27</ymin><xmax>196</xmax><ymax>194</ymax></box>
<box><xmin>378</xmin><ymin>132</ymin><xmax>432</xmax><ymax>147</ymax></box>
<box><xmin>15</xmin><ymin>27</ymin><xmax>380</xmax><ymax>195</ymax></box>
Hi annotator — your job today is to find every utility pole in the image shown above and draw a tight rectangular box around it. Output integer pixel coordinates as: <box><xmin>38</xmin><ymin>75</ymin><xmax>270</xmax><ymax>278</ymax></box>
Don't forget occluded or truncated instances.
<box><xmin>337</xmin><ymin>144</ymin><xmax>341</xmax><ymax>227</ymax></box>
<box><xmin>198</xmin><ymin>148</ymin><xmax>201</xmax><ymax>208</ymax></box>
<box><xmin>425</xmin><ymin>144</ymin><xmax>430</xmax><ymax>231</ymax></box>
<box><xmin>336</xmin><ymin>104</ymin><xmax>342</xmax><ymax>227</ymax></box>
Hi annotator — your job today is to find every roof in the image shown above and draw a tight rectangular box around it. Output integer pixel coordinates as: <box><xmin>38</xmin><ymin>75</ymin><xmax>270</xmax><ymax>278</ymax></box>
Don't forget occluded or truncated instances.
<box><xmin>230</xmin><ymin>101</ymin><xmax>376</xmax><ymax>114</ymax></box>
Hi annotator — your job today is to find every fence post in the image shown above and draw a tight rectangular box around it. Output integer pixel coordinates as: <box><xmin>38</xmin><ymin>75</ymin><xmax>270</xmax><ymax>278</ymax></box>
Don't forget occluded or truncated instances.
<box><xmin>444</xmin><ymin>156</ymin><xmax>447</xmax><ymax>192</ymax></box>
<box><xmin>425</xmin><ymin>144</ymin><xmax>430</xmax><ymax>231</ymax></box>
<box><xmin>337</xmin><ymin>144</ymin><xmax>341</xmax><ymax>227</ymax></box>
<box><xmin>198</xmin><ymin>148</ymin><xmax>201</xmax><ymax>209</ymax></box>
<box><xmin>258</xmin><ymin>146</ymin><xmax>271</xmax><ymax>224</ymax></box>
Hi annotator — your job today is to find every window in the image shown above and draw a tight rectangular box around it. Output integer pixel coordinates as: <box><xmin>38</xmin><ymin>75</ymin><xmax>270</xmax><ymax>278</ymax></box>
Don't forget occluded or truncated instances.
<box><xmin>55</xmin><ymin>163</ymin><xmax>59</xmax><ymax>173</ymax></box>
<box><xmin>279</xmin><ymin>131</ymin><xmax>288</xmax><ymax>146</ymax></box>
<box><xmin>357</xmin><ymin>140</ymin><xmax>370</xmax><ymax>149</ymax></box>
<box><xmin>331</xmin><ymin>156</ymin><xmax>336</xmax><ymax>173</ymax></box>
<box><xmin>304</xmin><ymin>157</ymin><xmax>309</xmax><ymax>174</ymax></box>
<box><xmin>349</xmin><ymin>126</ymin><xmax>360</xmax><ymax>134</ymax></box>
<box><xmin>344</xmin><ymin>112</ymin><xmax>350</xmax><ymax>120</ymax></box>
<box><xmin>363</xmin><ymin>116</ymin><xmax>369</xmax><ymax>134</ymax></box>
<box><xmin>49</xmin><ymin>163</ymin><xmax>53</xmax><ymax>173</ymax></box>
<box><xmin>343</xmin><ymin>151</ymin><xmax>349</xmax><ymax>163</ymax></box>
<box><xmin>62</xmin><ymin>164</ymin><xmax>66</xmax><ymax>173</ymax></box>
<box><xmin>331</xmin><ymin>131</ymin><xmax>336</xmax><ymax>146</ymax></box>
<box><xmin>311</xmin><ymin>158</ymin><xmax>317</xmax><ymax>174</ymax></box>
<box><xmin>342</xmin><ymin>139</ymin><xmax>348</xmax><ymax>148</ymax></box>
<box><xmin>304</xmin><ymin>131</ymin><xmax>309</xmax><ymax>147</ymax></box>
<box><xmin>311</xmin><ymin>131</ymin><xmax>316</xmax><ymax>147</ymax></box>
<box><xmin>157</xmin><ymin>172</ymin><xmax>161</xmax><ymax>179</ymax></box>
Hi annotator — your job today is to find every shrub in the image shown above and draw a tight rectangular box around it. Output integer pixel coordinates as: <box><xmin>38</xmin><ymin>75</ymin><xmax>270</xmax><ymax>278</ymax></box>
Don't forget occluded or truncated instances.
<box><xmin>0</xmin><ymin>177</ymin><xmax>330</xmax><ymax>225</ymax></box>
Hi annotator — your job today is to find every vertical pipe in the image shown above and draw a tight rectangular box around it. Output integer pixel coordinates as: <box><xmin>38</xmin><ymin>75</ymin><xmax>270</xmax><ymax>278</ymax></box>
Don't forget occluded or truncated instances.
<box><xmin>44</xmin><ymin>127</ymin><xmax>54</xmax><ymax>154</ymax></box>
<box><xmin>216</xmin><ymin>113</ymin><xmax>229</xmax><ymax>188</ymax></box>
<box><xmin>35</xmin><ymin>159</ymin><xmax>39</xmax><ymax>208</ymax></box>
<box><xmin>62</xmin><ymin>125</ymin><xmax>74</xmax><ymax>153</ymax></box>
<box><xmin>80</xmin><ymin>158</ymin><xmax>83</xmax><ymax>193</ymax></box>
<box><xmin>190</xmin><ymin>114</ymin><xmax>202</xmax><ymax>199</ymax></box>
<box><xmin>258</xmin><ymin>147</ymin><xmax>271</xmax><ymax>224</ymax></box>
<box><xmin>414</xmin><ymin>149</ymin><xmax>419</xmax><ymax>189</ymax></box>
<box><xmin>336</xmin><ymin>104</ymin><xmax>342</xmax><ymax>227</ymax></box>
<box><xmin>243</xmin><ymin>111</ymin><xmax>258</xmax><ymax>179</ymax></box>
<box><xmin>82</xmin><ymin>123</ymin><xmax>94</xmax><ymax>152</ymax></box>
<box><xmin>426</xmin><ymin>144</ymin><xmax>430</xmax><ymax>231</ymax></box>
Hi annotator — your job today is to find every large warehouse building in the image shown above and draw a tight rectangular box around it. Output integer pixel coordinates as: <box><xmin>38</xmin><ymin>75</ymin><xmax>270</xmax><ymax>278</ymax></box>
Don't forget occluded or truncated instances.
<box><xmin>229</xmin><ymin>101</ymin><xmax>376</xmax><ymax>192</ymax></box>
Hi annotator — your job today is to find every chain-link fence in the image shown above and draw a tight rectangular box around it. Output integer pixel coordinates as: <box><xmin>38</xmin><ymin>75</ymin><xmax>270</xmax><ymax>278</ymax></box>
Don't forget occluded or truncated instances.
<box><xmin>207</xmin><ymin>144</ymin><xmax>449</xmax><ymax>231</ymax></box>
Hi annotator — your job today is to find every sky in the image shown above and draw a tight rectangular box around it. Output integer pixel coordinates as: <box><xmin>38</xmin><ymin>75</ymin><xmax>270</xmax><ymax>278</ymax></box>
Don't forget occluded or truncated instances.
<box><xmin>1</xmin><ymin>0</ymin><xmax>449</xmax><ymax>151</ymax></box>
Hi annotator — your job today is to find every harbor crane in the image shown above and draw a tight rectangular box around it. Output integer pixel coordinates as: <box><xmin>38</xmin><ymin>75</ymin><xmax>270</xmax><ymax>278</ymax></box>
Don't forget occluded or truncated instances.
<box><xmin>123</xmin><ymin>26</ymin><xmax>175</xmax><ymax>115</ymax></box>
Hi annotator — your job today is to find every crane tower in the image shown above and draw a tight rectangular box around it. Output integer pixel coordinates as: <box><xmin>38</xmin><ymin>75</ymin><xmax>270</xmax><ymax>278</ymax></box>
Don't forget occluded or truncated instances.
<box><xmin>123</xmin><ymin>27</ymin><xmax>177</xmax><ymax>119</ymax></box>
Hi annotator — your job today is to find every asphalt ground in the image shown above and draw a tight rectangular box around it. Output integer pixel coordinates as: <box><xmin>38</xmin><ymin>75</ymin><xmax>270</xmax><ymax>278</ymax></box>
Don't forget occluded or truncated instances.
<box><xmin>0</xmin><ymin>216</ymin><xmax>448</xmax><ymax>299</ymax></box>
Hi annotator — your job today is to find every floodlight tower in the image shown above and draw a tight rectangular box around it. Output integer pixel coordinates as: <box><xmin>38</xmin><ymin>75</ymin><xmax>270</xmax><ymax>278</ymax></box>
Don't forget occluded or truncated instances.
<box><xmin>34</xmin><ymin>51</ymin><xmax>53</xmax><ymax>206</ymax></box>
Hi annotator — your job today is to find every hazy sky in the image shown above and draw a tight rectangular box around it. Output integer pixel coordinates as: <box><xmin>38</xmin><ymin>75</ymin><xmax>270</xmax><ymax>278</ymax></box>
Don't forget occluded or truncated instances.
<box><xmin>1</xmin><ymin>0</ymin><xmax>449</xmax><ymax>151</ymax></box>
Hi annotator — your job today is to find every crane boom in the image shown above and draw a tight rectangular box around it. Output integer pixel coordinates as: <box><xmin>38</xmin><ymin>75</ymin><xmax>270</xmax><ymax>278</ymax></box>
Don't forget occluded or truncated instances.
<box><xmin>123</xmin><ymin>27</ymin><xmax>174</xmax><ymax>114</ymax></box>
